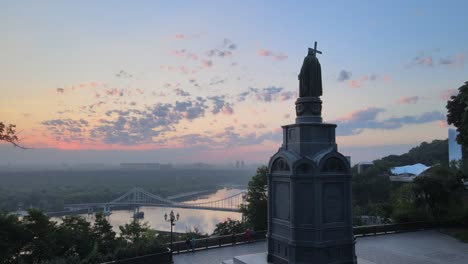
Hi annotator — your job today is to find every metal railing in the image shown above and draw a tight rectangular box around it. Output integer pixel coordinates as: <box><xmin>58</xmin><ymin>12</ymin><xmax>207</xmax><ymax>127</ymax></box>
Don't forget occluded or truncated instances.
<box><xmin>353</xmin><ymin>220</ymin><xmax>459</xmax><ymax>237</ymax></box>
<box><xmin>171</xmin><ymin>230</ymin><xmax>267</xmax><ymax>254</ymax></box>
<box><xmin>170</xmin><ymin>220</ymin><xmax>461</xmax><ymax>254</ymax></box>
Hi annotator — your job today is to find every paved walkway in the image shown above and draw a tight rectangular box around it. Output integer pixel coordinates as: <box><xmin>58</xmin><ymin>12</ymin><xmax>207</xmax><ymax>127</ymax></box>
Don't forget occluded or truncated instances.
<box><xmin>173</xmin><ymin>230</ymin><xmax>468</xmax><ymax>264</ymax></box>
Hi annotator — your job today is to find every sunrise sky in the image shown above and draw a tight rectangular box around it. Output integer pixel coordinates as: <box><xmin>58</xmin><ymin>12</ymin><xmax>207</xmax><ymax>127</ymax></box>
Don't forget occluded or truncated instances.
<box><xmin>1</xmin><ymin>1</ymin><xmax>467</xmax><ymax>166</ymax></box>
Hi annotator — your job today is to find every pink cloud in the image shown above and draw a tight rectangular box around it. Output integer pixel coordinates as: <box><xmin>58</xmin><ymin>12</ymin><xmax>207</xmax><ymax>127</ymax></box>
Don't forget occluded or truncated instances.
<box><xmin>383</xmin><ymin>74</ymin><xmax>392</xmax><ymax>83</ymax></box>
<box><xmin>273</xmin><ymin>53</ymin><xmax>288</xmax><ymax>60</ymax></box>
<box><xmin>202</xmin><ymin>60</ymin><xmax>213</xmax><ymax>68</ymax></box>
<box><xmin>172</xmin><ymin>49</ymin><xmax>199</xmax><ymax>60</ymax></box>
<box><xmin>258</xmin><ymin>49</ymin><xmax>273</xmax><ymax>56</ymax></box>
<box><xmin>407</xmin><ymin>55</ymin><xmax>433</xmax><ymax>67</ymax></box>
<box><xmin>438</xmin><ymin>120</ymin><xmax>449</xmax><ymax>128</ymax></box>
<box><xmin>253</xmin><ymin>123</ymin><xmax>266</xmax><ymax>129</ymax></box>
<box><xmin>105</xmin><ymin>88</ymin><xmax>124</xmax><ymax>96</ymax></box>
<box><xmin>440</xmin><ymin>88</ymin><xmax>458</xmax><ymax>100</ymax></box>
<box><xmin>335</xmin><ymin>107</ymin><xmax>385</xmax><ymax>122</ymax></box>
<box><xmin>347</xmin><ymin>74</ymin><xmax>382</xmax><ymax>88</ymax></box>
<box><xmin>175</xmin><ymin>34</ymin><xmax>186</xmax><ymax>39</ymax></box>
<box><xmin>397</xmin><ymin>96</ymin><xmax>419</xmax><ymax>104</ymax></box>
<box><xmin>348</xmin><ymin>80</ymin><xmax>362</xmax><ymax>88</ymax></box>
<box><xmin>222</xmin><ymin>104</ymin><xmax>234</xmax><ymax>115</ymax></box>
<box><xmin>258</xmin><ymin>49</ymin><xmax>288</xmax><ymax>61</ymax></box>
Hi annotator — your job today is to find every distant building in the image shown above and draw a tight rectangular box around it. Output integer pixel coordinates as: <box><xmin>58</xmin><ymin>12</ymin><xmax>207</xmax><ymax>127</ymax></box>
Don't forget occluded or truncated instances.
<box><xmin>120</xmin><ymin>163</ymin><xmax>161</xmax><ymax>169</ymax></box>
<box><xmin>357</xmin><ymin>162</ymin><xmax>373</xmax><ymax>174</ymax></box>
<box><xmin>389</xmin><ymin>163</ymin><xmax>430</xmax><ymax>182</ymax></box>
<box><xmin>449</xmin><ymin>128</ymin><xmax>463</xmax><ymax>163</ymax></box>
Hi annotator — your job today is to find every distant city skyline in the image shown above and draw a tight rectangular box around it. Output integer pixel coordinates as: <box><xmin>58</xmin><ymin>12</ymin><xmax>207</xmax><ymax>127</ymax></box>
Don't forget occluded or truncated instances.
<box><xmin>1</xmin><ymin>1</ymin><xmax>467</xmax><ymax>165</ymax></box>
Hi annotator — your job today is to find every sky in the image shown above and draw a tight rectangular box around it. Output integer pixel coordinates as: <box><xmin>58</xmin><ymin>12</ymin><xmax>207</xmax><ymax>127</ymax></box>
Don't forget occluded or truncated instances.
<box><xmin>1</xmin><ymin>0</ymin><xmax>467</xmax><ymax>166</ymax></box>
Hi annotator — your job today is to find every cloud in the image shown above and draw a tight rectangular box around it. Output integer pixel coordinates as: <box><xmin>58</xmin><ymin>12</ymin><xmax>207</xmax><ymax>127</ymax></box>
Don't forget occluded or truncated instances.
<box><xmin>202</xmin><ymin>60</ymin><xmax>213</xmax><ymax>68</ymax></box>
<box><xmin>397</xmin><ymin>96</ymin><xmax>419</xmax><ymax>104</ymax></box>
<box><xmin>253</xmin><ymin>87</ymin><xmax>283</xmax><ymax>102</ymax></box>
<box><xmin>44</xmin><ymin>98</ymin><xmax>210</xmax><ymax>145</ymax></box>
<box><xmin>347</xmin><ymin>74</ymin><xmax>380</xmax><ymax>88</ymax></box>
<box><xmin>174</xmin><ymin>88</ymin><xmax>191</xmax><ymax>97</ymax></box>
<box><xmin>56</xmin><ymin>88</ymin><xmax>65</xmax><ymax>93</ymax></box>
<box><xmin>41</xmin><ymin>118</ymin><xmax>89</xmax><ymax>143</ymax></box>
<box><xmin>408</xmin><ymin>54</ymin><xmax>433</xmax><ymax>67</ymax></box>
<box><xmin>206</xmin><ymin>49</ymin><xmax>232</xmax><ymax>58</ymax></box>
<box><xmin>258</xmin><ymin>49</ymin><xmax>288</xmax><ymax>60</ymax></box>
<box><xmin>337</xmin><ymin>70</ymin><xmax>352</xmax><ymax>82</ymax></box>
<box><xmin>174</xmin><ymin>99</ymin><xmax>207</xmax><ymax>119</ymax></box>
<box><xmin>335</xmin><ymin>107</ymin><xmax>385</xmax><ymax>123</ymax></box>
<box><xmin>438</xmin><ymin>54</ymin><xmax>464</xmax><ymax>67</ymax></box>
<box><xmin>221</xmin><ymin>104</ymin><xmax>234</xmax><ymax>115</ymax></box>
<box><xmin>332</xmin><ymin>107</ymin><xmax>444</xmax><ymax>136</ymax></box>
<box><xmin>115</xmin><ymin>70</ymin><xmax>133</xmax><ymax>78</ymax></box>
<box><xmin>209</xmin><ymin>77</ymin><xmax>226</xmax><ymax>86</ymax></box>
<box><xmin>236</xmin><ymin>86</ymin><xmax>296</xmax><ymax>102</ymax></box>
<box><xmin>172</xmin><ymin>49</ymin><xmax>199</xmax><ymax>60</ymax></box>
<box><xmin>207</xmin><ymin>96</ymin><xmax>234</xmax><ymax>115</ymax></box>
<box><xmin>105</xmin><ymin>88</ymin><xmax>125</xmax><ymax>97</ymax></box>
<box><xmin>223</xmin><ymin>39</ymin><xmax>237</xmax><ymax>50</ymax></box>
<box><xmin>175</xmin><ymin>34</ymin><xmax>186</xmax><ymax>39</ymax></box>
<box><xmin>440</xmin><ymin>88</ymin><xmax>458</xmax><ymax>100</ymax></box>
<box><xmin>438</xmin><ymin>120</ymin><xmax>449</xmax><ymax>128</ymax></box>
<box><xmin>94</xmin><ymin>99</ymin><xmax>207</xmax><ymax>144</ymax></box>
<box><xmin>279</xmin><ymin>91</ymin><xmax>297</xmax><ymax>101</ymax></box>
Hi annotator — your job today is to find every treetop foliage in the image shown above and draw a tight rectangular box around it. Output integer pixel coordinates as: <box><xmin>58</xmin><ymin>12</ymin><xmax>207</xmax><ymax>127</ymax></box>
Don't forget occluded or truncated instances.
<box><xmin>0</xmin><ymin>122</ymin><xmax>25</xmax><ymax>149</ymax></box>
<box><xmin>447</xmin><ymin>81</ymin><xmax>468</xmax><ymax>158</ymax></box>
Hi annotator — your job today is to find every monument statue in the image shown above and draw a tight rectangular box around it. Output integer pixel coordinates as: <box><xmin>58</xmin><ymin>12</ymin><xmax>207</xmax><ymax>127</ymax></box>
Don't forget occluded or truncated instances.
<box><xmin>222</xmin><ymin>42</ymin><xmax>357</xmax><ymax>264</ymax></box>
<box><xmin>299</xmin><ymin>41</ymin><xmax>322</xmax><ymax>97</ymax></box>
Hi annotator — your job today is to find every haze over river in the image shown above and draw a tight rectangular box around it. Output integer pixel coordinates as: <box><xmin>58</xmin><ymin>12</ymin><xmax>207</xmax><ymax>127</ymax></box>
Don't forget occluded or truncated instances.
<box><xmin>53</xmin><ymin>188</ymin><xmax>244</xmax><ymax>235</ymax></box>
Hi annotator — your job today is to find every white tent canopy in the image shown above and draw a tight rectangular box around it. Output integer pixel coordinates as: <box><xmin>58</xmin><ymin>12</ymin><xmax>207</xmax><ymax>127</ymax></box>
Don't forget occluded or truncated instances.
<box><xmin>390</xmin><ymin>163</ymin><xmax>430</xmax><ymax>176</ymax></box>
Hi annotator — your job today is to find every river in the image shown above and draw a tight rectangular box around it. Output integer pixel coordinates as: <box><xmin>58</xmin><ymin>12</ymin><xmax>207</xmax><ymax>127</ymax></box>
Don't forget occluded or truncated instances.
<box><xmin>52</xmin><ymin>188</ymin><xmax>244</xmax><ymax>235</ymax></box>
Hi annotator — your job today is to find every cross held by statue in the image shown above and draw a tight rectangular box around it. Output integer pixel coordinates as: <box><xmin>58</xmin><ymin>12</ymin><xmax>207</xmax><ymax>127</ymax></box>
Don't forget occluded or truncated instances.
<box><xmin>311</xmin><ymin>41</ymin><xmax>322</xmax><ymax>56</ymax></box>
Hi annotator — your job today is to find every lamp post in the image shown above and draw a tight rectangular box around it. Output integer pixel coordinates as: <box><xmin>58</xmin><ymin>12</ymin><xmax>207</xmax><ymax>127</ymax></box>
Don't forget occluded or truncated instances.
<box><xmin>164</xmin><ymin>210</ymin><xmax>179</xmax><ymax>253</ymax></box>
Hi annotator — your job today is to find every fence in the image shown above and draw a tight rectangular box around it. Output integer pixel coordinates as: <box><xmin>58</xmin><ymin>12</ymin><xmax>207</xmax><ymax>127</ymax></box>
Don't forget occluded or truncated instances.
<box><xmin>171</xmin><ymin>230</ymin><xmax>268</xmax><ymax>254</ymax></box>
<box><xmin>353</xmin><ymin>220</ymin><xmax>459</xmax><ymax>237</ymax></box>
<box><xmin>171</xmin><ymin>220</ymin><xmax>461</xmax><ymax>254</ymax></box>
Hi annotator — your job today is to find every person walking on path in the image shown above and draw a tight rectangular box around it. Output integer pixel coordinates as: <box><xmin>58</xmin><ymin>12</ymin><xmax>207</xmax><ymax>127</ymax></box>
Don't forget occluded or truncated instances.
<box><xmin>190</xmin><ymin>237</ymin><xmax>196</xmax><ymax>253</ymax></box>
<box><xmin>245</xmin><ymin>228</ymin><xmax>251</xmax><ymax>243</ymax></box>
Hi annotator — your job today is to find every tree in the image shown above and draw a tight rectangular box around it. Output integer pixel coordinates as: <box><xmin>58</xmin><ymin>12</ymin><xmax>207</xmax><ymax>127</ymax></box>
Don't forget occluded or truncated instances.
<box><xmin>447</xmin><ymin>81</ymin><xmax>468</xmax><ymax>160</ymax></box>
<box><xmin>56</xmin><ymin>216</ymin><xmax>95</xmax><ymax>258</ymax></box>
<box><xmin>212</xmin><ymin>218</ymin><xmax>246</xmax><ymax>236</ymax></box>
<box><xmin>93</xmin><ymin>212</ymin><xmax>117</xmax><ymax>255</ymax></box>
<box><xmin>21</xmin><ymin>209</ymin><xmax>59</xmax><ymax>263</ymax></box>
<box><xmin>412</xmin><ymin>166</ymin><xmax>464</xmax><ymax>218</ymax></box>
<box><xmin>0</xmin><ymin>212</ymin><xmax>31</xmax><ymax>263</ymax></box>
<box><xmin>0</xmin><ymin>122</ymin><xmax>25</xmax><ymax>149</ymax></box>
<box><xmin>390</xmin><ymin>184</ymin><xmax>424</xmax><ymax>223</ymax></box>
<box><xmin>352</xmin><ymin>168</ymin><xmax>391</xmax><ymax>206</ymax></box>
<box><xmin>240</xmin><ymin>166</ymin><xmax>268</xmax><ymax>231</ymax></box>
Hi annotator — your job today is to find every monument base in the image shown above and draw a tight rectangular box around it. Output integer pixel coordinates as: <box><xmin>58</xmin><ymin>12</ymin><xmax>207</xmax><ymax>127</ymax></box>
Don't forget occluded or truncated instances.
<box><xmin>222</xmin><ymin>253</ymin><xmax>372</xmax><ymax>264</ymax></box>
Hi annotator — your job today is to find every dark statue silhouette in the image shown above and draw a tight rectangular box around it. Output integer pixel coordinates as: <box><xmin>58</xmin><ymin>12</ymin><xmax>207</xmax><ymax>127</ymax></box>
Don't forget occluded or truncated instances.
<box><xmin>298</xmin><ymin>42</ymin><xmax>322</xmax><ymax>97</ymax></box>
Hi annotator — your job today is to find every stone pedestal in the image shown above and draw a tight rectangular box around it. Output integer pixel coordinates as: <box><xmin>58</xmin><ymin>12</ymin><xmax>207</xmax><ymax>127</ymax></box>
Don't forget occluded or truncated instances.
<box><xmin>267</xmin><ymin>97</ymin><xmax>357</xmax><ymax>264</ymax></box>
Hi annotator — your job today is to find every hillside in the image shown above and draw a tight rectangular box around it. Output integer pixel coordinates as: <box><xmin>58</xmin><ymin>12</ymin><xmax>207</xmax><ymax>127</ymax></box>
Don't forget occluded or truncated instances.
<box><xmin>373</xmin><ymin>139</ymin><xmax>448</xmax><ymax>172</ymax></box>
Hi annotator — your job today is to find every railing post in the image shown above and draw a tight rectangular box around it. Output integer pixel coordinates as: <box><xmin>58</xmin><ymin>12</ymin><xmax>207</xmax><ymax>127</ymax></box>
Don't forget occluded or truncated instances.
<box><xmin>205</xmin><ymin>238</ymin><xmax>208</xmax><ymax>249</ymax></box>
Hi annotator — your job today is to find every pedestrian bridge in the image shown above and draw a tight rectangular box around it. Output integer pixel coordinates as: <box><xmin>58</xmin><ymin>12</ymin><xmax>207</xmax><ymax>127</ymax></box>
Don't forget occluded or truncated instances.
<box><xmin>64</xmin><ymin>187</ymin><xmax>246</xmax><ymax>213</ymax></box>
